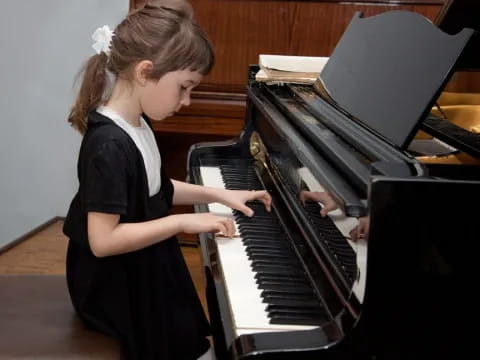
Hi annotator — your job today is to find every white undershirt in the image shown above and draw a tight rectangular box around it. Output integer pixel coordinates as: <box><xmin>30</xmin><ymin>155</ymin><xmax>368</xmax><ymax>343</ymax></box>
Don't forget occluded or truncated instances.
<box><xmin>97</xmin><ymin>106</ymin><xmax>161</xmax><ymax>197</ymax></box>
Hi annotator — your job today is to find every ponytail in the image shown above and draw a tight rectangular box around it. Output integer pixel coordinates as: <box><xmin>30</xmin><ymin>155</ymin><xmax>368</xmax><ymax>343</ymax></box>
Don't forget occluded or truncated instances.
<box><xmin>68</xmin><ymin>0</ymin><xmax>214</xmax><ymax>135</ymax></box>
<box><xmin>68</xmin><ymin>53</ymin><xmax>109</xmax><ymax>135</ymax></box>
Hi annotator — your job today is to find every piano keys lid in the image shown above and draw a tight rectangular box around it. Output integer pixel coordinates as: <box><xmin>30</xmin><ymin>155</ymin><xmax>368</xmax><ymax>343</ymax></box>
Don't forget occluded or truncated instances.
<box><xmin>317</xmin><ymin>10</ymin><xmax>474</xmax><ymax>151</ymax></box>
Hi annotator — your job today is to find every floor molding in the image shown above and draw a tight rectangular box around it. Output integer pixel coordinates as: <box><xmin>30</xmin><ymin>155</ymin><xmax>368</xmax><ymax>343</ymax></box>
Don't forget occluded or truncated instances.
<box><xmin>0</xmin><ymin>217</ymin><xmax>63</xmax><ymax>255</ymax></box>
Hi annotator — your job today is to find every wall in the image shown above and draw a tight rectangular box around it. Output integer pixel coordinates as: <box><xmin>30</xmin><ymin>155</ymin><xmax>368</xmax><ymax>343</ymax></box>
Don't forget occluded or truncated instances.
<box><xmin>0</xmin><ymin>0</ymin><xmax>129</xmax><ymax>248</ymax></box>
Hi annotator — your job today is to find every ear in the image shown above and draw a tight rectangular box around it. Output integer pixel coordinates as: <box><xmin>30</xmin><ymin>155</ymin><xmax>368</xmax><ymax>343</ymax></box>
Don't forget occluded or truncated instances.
<box><xmin>134</xmin><ymin>60</ymin><xmax>154</xmax><ymax>86</ymax></box>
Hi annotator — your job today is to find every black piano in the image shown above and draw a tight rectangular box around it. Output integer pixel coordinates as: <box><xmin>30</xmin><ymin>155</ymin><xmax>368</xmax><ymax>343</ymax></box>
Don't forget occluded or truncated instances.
<box><xmin>187</xmin><ymin>2</ymin><xmax>480</xmax><ymax>358</ymax></box>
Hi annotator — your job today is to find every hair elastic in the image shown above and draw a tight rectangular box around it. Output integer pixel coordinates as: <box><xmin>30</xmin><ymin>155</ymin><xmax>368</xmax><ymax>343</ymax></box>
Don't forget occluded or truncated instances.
<box><xmin>92</xmin><ymin>25</ymin><xmax>114</xmax><ymax>56</ymax></box>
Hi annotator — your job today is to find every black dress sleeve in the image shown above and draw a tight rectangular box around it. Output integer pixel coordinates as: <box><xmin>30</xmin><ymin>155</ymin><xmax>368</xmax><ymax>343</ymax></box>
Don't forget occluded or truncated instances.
<box><xmin>84</xmin><ymin>140</ymin><xmax>128</xmax><ymax>215</ymax></box>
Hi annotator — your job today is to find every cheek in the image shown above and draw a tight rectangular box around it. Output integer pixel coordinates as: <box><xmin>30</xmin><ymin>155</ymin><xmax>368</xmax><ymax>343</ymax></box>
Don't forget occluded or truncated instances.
<box><xmin>141</xmin><ymin>90</ymin><xmax>177</xmax><ymax>120</ymax></box>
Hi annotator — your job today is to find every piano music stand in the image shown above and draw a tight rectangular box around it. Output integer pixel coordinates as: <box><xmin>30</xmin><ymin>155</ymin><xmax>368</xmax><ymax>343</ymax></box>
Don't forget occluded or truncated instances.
<box><xmin>319</xmin><ymin>10</ymin><xmax>474</xmax><ymax>150</ymax></box>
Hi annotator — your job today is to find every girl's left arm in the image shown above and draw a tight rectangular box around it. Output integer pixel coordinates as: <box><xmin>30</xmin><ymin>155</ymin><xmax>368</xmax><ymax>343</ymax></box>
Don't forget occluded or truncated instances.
<box><xmin>171</xmin><ymin>179</ymin><xmax>272</xmax><ymax>217</ymax></box>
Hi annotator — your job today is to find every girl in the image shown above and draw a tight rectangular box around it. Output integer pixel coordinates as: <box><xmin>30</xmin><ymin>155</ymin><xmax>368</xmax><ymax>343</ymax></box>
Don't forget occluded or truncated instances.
<box><xmin>63</xmin><ymin>1</ymin><xmax>271</xmax><ymax>359</ymax></box>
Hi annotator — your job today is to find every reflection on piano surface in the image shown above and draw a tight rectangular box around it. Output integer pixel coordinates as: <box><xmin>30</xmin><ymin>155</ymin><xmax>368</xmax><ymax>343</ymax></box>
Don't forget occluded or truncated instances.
<box><xmin>187</xmin><ymin>3</ymin><xmax>480</xmax><ymax>359</ymax></box>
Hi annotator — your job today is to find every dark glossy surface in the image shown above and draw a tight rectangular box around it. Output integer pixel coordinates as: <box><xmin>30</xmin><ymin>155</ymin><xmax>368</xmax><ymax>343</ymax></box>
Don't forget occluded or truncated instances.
<box><xmin>436</xmin><ymin>0</ymin><xmax>480</xmax><ymax>70</ymax></box>
<box><xmin>361</xmin><ymin>177</ymin><xmax>479</xmax><ymax>358</ymax></box>
<box><xmin>321</xmin><ymin>10</ymin><xmax>473</xmax><ymax>148</ymax></box>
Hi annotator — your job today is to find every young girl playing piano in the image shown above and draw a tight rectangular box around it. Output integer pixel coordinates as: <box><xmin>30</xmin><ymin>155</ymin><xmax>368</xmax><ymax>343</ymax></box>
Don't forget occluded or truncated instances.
<box><xmin>63</xmin><ymin>1</ymin><xmax>271</xmax><ymax>359</ymax></box>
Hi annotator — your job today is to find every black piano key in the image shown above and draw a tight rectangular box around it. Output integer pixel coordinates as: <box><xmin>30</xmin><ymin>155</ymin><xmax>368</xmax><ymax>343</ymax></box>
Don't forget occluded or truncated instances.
<box><xmin>242</xmin><ymin>238</ymin><xmax>288</xmax><ymax>245</ymax></box>
<box><xmin>236</xmin><ymin>218</ymin><xmax>278</xmax><ymax>226</ymax></box>
<box><xmin>252</xmin><ymin>264</ymin><xmax>301</xmax><ymax>274</ymax></box>
<box><xmin>239</xmin><ymin>229</ymin><xmax>284</xmax><ymax>237</ymax></box>
<box><xmin>257</xmin><ymin>282</ymin><xmax>312</xmax><ymax>292</ymax></box>
<box><xmin>251</xmin><ymin>265</ymin><xmax>303</xmax><ymax>275</ymax></box>
<box><xmin>257</xmin><ymin>278</ymin><xmax>310</xmax><ymax>288</ymax></box>
<box><xmin>247</xmin><ymin>252</ymin><xmax>293</xmax><ymax>260</ymax></box>
<box><xmin>248</xmin><ymin>248</ymin><xmax>292</xmax><ymax>255</ymax></box>
<box><xmin>244</xmin><ymin>240</ymin><xmax>290</xmax><ymax>248</ymax></box>
<box><xmin>251</xmin><ymin>262</ymin><xmax>300</xmax><ymax>271</ymax></box>
<box><xmin>239</xmin><ymin>223</ymin><xmax>280</xmax><ymax>230</ymax></box>
<box><xmin>269</xmin><ymin>315</ymin><xmax>325</xmax><ymax>326</ymax></box>
<box><xmin>267</xmin><ymin>304</ymin><xmax>325</xmax><ymax>315</ymax></box>
<box><xmin>260</xmin><ymin>286</ymin><xmax>314</xmax><ymax>296</ymax></box>
<box><xmin>245</xmin><ymin>245</ymin><xmax>291</xmax><ymax>253</ymax></box>
<box><xmin>249</xmin><ymin>255</ymin><xmax>294</xmax><ymax>264</ymax></box>
<box><xmin>268</xmin><ymin>308</ymin><xmax>326</xmax><ymax>320</ymax></box>
<box><xmin>242</xmin><ymin>235</ymin><xmax>288</xmax><ymax>242</ymax></box>
<box><xmin>263</xmin><ymin>297</ymin><xmax>322</xmax><ymax>309</ymax></box>
<box><xmin>247</xmin><ymin>251</ymin><xmax>293</xmax><ymax>260</ymax></box>
<box><xmin>255</xmin><ymin>272</ymin><xmax>305</xmax><ymax>282</ymax></box>
<box><xmin>250</xmin><ymin>258</ymin><xmax>298</xmax><ymax>267</ymax></box>
<box><xmin>261</xmin><ymin>290</ymin><xmax>317</xmax><ymax>301</ymax></box>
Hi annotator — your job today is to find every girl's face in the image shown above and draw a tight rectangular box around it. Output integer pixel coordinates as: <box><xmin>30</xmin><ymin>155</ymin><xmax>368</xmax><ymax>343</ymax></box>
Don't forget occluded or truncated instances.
<box><xmin>139</xmin><ymin>69</ymin><xmax>203</xmax><ymax>121</ymax></box>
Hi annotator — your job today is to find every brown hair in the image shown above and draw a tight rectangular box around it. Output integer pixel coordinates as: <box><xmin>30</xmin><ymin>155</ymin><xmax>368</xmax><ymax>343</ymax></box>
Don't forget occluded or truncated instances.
<box><xmin>68</xmin><ymin>0</ymin><xmax>214</xmax><ymax>135</ymax></box>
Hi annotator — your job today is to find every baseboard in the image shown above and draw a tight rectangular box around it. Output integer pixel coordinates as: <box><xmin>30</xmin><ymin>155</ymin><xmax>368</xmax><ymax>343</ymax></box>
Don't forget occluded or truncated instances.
<box><xmin>0</xmin><ymin>216</ymin><xmax>64</xmax><ymax>255</ymax></box>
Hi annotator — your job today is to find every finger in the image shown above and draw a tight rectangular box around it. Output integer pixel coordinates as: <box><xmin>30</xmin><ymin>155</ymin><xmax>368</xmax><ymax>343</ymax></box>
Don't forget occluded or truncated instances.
<box><xmin>264</xmin><ymin>193</ymin><xmax>272</xmax><ymax>212</ymax></box>
<box><xmin>349</xmin><ymin>227</ymin><xmax>363</xmax><ymax>242</ymax></box>
<box><xmin>349</xmin><ymin>228</ymin><xmax>357</xmax><ymax>242</ymax></box>
<box><xmin>215</xmin><ymin>222</ymin><xmax>228</xmax><ymax>237</ymax></box>
<box><xmin>251</xmin><ymin>190</ymin><xmax>272</xmax><ymax>212</ymax></box>
<box><xmin>238</xmin><ymin>204</ymin><xmax>254</xmax><ymax>217</ymax></box>
<box><xmin>320</xmin><ymin>202</ymin><xmax>337</xmax><ymax>217</ymax></box>
<box><xmin>228</xmin><ymin>221</ymin><xmax>235</xmax><ymax>237</ymax></box>
<box><xmin>249</xmin><ymin>190</ymin><xmax>267</xmax><ymax>201</ymax></box>
<box><xmin>319</xmin><ymin>195</ymin><xmax>337</xmax><ymax>216</ymax></box>
<box><xmin>221</xmin><ymin>218</ymin><xmax>235</xmax><ymax>237</ymax></box>
<box><xmin>305</xmin><ymin>191</ymin><xmax>327</xmax><ymax>203</ymax></box>
<box><xmin>299</xmin><ymin>192</ymin><xmax>306</xmax><ymax>205</ymax></box>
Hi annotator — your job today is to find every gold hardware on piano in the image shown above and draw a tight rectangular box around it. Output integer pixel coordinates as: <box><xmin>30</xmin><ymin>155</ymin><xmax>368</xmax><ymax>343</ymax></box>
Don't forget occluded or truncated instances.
<box><xmin>249</xmin><ymin>131</ymin><xmax>268</xmax><ymax>167</ymax></box>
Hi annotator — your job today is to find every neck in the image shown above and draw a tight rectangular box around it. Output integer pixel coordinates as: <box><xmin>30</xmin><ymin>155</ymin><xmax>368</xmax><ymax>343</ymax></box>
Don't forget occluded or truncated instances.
<box><xmin>105</xmin><ymin>78</ymin><xmax>142</xmax><ymax>127</ymax></box>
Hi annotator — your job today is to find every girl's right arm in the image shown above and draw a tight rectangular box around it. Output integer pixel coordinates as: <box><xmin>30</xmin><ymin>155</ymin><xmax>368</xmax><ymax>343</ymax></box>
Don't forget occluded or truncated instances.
<box><xmin>88</xmin><ymin>212</ymin><xmax>235</xmax><ymax>257</ymax></box>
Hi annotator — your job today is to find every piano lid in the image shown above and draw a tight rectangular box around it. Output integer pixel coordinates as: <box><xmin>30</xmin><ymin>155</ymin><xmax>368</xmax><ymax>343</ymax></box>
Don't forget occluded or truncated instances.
<box><xmin>318</xmin><ymin>10</ymin><xmax>474</xmax><ymax>150</ymax></box>
<box><xmin>435</xmin><ymin>0</ymin><xmax>480</xmax><ymax>71</ymax></box>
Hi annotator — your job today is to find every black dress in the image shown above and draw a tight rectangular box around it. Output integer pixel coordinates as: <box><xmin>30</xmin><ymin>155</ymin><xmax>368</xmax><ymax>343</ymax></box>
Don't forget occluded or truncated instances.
<box><xmin>63</xmin><ymin>111</ymin><xmax>210</xmax><ymax>360</ymax></box>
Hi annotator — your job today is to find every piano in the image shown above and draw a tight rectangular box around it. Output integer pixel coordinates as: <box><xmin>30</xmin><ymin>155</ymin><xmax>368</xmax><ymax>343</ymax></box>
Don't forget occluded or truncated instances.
<box><xmin>187</xmin><ymin>2</ymin><xmax>480</xmax><ymax>358</ymax></box>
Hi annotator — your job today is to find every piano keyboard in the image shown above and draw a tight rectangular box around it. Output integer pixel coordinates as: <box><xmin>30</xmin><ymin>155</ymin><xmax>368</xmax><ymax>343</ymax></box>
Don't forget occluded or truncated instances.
<box><xmin>200</xmin><ymin>164</ymin><xmax>367</xmax><ymax>332</ymax></box>
<box><xmin>200</xmin><ymin>166</ymin><xmax>320</xmax><ymax>335</ymax></box>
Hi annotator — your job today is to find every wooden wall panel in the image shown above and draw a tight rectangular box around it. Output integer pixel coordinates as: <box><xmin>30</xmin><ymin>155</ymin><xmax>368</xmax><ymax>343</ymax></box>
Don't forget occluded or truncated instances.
<box><xmin>132</xmin><ymin>0</ymin><xmax>444</xmax><ymax>94</ymax></box>
<box><xmin>290</xmin><ymin>3</ymin><xmax>440</xmax><ymax>56</ymax></box>
<box><xmin>131</xmin><ymin>0</ymin><xmax>444</xmax><ymax>95</ymax></box>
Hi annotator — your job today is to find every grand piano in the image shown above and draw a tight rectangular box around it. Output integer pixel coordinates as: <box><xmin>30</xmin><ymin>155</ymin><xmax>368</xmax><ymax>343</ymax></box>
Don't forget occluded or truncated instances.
<box><xmin>187</xmin><ymin>1</ymin><xmax>480</xmax><ymax>358</ymax></box>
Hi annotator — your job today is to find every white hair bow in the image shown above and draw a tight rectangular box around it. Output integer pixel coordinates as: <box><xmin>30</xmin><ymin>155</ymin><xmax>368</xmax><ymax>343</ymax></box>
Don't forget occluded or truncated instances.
<box><xmin>92</xmin><ymin>25</ymin><xmax>114</xmax><ymax>56</ymax></box>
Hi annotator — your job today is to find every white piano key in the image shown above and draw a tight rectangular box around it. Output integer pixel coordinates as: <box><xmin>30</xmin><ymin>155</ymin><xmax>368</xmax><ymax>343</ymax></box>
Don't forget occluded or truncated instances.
<box><xmin>215</xmin><ymin>236</ymin><xmax>317</xmax><ymax>333</ymax></box>
<box><xmin>200</xmin><ymin>166</ymin><xmax>239</xmax><ymax>235</ymax></box>
<box><xmin>199</xmin><ymin>166</ymin><xmax>226</xmax><ymax>190</ymax></box>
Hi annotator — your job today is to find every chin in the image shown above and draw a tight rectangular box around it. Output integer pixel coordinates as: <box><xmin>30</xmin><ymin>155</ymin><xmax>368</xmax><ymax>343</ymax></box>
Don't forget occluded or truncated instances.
<box><xmin>146</xmin><ymin>113</ymin><xmax>168</xmax><ymax>121</ymax></box>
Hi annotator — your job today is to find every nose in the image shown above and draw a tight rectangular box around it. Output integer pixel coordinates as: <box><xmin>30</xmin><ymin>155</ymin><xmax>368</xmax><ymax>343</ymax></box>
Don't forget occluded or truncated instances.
<box><xmin>180</xmin><ymin>92</ymin><xmax>191</xmax><ymax>107</ymax></box>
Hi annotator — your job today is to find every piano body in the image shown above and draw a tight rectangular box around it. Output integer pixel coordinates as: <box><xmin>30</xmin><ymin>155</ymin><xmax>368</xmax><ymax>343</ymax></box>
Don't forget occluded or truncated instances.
<box><xmin>187</xmin><ymin>3</ymin><xmax>480</xmax><ymax>359</ymax></box>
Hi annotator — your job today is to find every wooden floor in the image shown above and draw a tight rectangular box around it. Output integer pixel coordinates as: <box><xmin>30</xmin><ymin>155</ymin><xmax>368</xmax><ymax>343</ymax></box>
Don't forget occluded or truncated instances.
<box><xmin>0</xmin><ymin>220</ymin><xmax>208</xmax><ymax>316</ymax></box>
